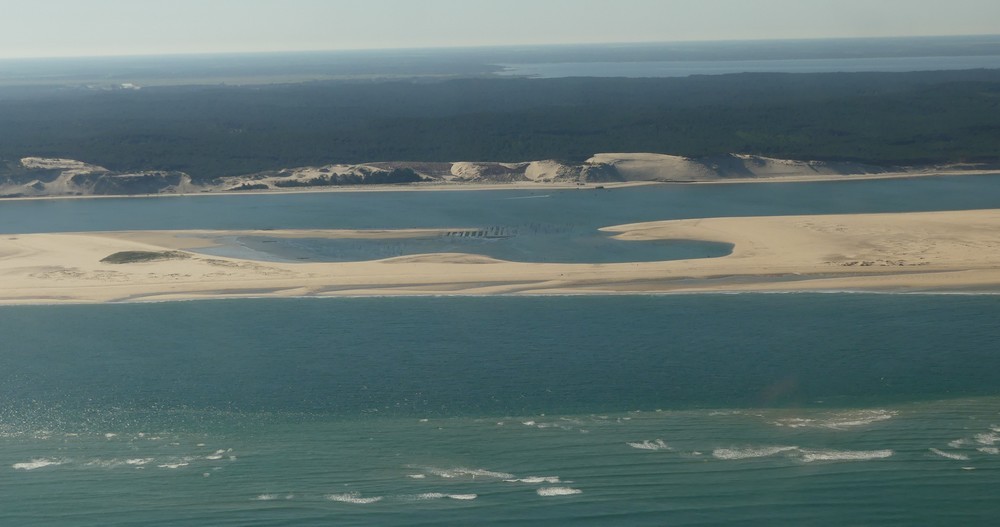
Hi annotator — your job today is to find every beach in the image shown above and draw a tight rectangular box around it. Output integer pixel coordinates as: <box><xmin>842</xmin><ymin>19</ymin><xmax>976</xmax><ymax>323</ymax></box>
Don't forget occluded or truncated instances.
<box><xmin>2</xmin><ymin>208</ymin><xmax>998</xmax><ymax>304</ymax></box>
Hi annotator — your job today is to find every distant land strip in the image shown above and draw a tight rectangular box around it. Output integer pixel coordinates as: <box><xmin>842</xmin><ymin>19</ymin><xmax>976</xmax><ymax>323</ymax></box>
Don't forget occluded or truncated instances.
<box><xmin>2</xmin><ymin>153</ymin><xmax>997</xmax><ymax>199</ymax></box>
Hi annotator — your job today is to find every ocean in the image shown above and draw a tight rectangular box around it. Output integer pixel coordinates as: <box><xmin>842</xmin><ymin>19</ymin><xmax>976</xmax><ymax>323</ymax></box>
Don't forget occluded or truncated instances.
<box><xmin>3</xmin><ymin>176</ymin><xmax>1000</xmax><ymax>525</ymax></box>
<box><xmin>496</xmin><ymin>54</ymin><xmax>1000</xmax><ymax>79</ymax></box>
<box><xmin>3</xmin><ymin>35</ymin><xmax>998</xmax><ymax>86</ymax></box>
<box><xmin>2</xmin><ymin>296</ymin><xmax>999</xmax><ymax>525</ymax></box>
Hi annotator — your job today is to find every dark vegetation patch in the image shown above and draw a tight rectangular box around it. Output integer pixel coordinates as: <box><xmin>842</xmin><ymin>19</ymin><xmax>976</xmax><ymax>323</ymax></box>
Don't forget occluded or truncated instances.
<box><xmin>2</xmin><ymin>70</ymin><xmax>999</xmax><ymax>179</ymax></box>
<box><xmin>100</xmin><ymin>251</ymin><xmax>191</xmax><ymax>264</ymax></box>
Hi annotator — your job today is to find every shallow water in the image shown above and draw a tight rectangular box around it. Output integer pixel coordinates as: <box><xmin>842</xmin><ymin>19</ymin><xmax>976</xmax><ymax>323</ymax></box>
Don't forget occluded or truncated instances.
<box><xmin>200</xmin><ymin>232</ymin><xmax>732</xmax><ymax>264</ymax></box>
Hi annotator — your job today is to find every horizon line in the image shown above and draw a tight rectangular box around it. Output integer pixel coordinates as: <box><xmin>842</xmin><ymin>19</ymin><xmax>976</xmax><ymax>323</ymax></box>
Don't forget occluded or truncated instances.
<box><xmin>1</xmin><ymin>33</ymin><xmax>998</xmax><ymax>62</ymax></box>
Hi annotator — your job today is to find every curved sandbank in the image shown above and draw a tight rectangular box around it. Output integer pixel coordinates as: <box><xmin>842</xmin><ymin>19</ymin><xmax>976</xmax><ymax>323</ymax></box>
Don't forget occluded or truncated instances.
<box><xmin>2</xmin><ymin>209</ymin><xmax>1000</xmax><ymax>304</ymax></box>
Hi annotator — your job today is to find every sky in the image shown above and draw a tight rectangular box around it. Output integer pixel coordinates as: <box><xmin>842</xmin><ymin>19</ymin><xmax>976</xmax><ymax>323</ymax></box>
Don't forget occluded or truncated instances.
<box><xmin>2</xmin><ymin>0</ymin><xmax>999</xmax><ymax>59</ymax></box>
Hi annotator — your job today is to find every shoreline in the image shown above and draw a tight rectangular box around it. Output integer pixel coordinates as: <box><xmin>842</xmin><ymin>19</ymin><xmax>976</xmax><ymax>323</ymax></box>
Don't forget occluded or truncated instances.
<box><xmin>2</xmin><ymin>167</ymin><xmax>998</xmax><ymax>203</ymax></box>
<box><xmin>2</xmin><ymin>209</ymin><xmax>1000</xmax><ymax>305</ymax></box>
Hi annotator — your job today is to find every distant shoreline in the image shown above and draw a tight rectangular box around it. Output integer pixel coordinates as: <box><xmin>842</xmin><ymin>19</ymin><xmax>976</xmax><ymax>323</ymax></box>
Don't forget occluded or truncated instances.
<box><xmin>2</xmin><ymin>166</ymin><xmax>998</xmax><ymax>203</ymax></box>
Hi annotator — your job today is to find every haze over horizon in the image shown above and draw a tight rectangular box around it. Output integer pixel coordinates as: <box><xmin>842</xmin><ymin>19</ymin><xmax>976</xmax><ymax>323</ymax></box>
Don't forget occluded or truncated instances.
<box><xmin>3</xmin><ymin>0</ymin><xmax>1000</xmax><ymax>59</ymax></box>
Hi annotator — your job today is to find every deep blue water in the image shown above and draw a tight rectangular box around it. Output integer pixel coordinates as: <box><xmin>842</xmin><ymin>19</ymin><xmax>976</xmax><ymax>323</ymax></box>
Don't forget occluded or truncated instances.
<box><xmin>1</xmin><ymin>295</ymin><xmax>999</xmax><ymax>525</ymax></box>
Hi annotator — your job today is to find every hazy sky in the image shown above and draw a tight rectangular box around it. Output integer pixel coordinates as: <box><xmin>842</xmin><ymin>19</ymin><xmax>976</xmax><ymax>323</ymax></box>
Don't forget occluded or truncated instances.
<box><xmin>3</xmin><ymin>0</ymin><xmax>999</xmax><ymax>59</ymax></box>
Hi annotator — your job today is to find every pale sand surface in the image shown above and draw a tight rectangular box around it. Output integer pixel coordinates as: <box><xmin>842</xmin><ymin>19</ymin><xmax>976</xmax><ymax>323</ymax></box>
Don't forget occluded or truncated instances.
<box><xmin>2</xmin><ymin>209</ymin><xmax>999</xmax><ymax>304</ymax></box>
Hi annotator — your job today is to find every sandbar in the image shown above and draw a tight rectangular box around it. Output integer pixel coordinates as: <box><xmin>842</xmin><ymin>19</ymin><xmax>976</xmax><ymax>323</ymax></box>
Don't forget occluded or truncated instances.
<box><xmin>2</xmin><ymin>209</ymin><xmax>999</xmax><ymax>304</ymax></box>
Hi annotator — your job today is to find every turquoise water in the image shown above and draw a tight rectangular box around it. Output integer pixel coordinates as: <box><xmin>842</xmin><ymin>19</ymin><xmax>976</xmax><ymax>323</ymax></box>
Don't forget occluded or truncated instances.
<box><xmin>1</xmin><ymin>296</ymin><xmax>999</xmax><ymax>525</ymax></box>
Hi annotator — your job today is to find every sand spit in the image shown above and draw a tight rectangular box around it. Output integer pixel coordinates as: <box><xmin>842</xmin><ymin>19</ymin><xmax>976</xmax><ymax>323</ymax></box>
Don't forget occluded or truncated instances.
<box><xmin>2</xmin><ymin>210</ymin><xmax>1000</xmax><ymax>304</ymax></box>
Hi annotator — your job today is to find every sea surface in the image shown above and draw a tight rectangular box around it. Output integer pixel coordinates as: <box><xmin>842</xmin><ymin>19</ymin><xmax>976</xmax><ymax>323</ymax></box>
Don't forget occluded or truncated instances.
<box><xmin>3</xmin><ymin>176</ymin><xmax>1000</xmax><ymax>525</ymax></box>
<box><xmin>2</xmin><ymin>35</ymin><xmax>998</xmax><ymax>86</ymax></box>
<box><xmin>497</xmin><ymin>54</ymin><xmax>1000</xmax><ymax>79</ymax></box>
<box><xmin>2</xmin><ymin>296</ymin><xmax>1000</xmax><ymax>526</ymax></box>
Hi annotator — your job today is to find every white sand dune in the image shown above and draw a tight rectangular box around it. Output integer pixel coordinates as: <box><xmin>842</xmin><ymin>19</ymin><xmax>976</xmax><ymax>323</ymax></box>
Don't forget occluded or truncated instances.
<box><xmin>6</xmin><ymin>154</ymin><xmax>988</xmax><ymax>199</ymax></box>
<box><xmin>586</xmin><ymin>153</ymin><xmax>887</xmax><ymax>181</ymax></box>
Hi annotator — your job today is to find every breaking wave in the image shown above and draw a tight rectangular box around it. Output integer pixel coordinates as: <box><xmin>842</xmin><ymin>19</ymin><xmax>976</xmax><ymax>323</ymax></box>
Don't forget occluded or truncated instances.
<box><xmin>326</xmin><ymin>492</ymin><xmax>383</xmax><ymax>504</ymax></box>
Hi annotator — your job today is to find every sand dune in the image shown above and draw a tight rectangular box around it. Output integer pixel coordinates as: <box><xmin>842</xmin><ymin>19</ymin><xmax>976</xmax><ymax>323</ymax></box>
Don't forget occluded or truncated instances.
<box><xmin>6</xmin><ymin>154</ymin><xmax>988</xmax><ymax>199</ymax></box>
<box><xmin>2</xmin><ymin>209</ymin><xmax>999</xmax><ymax>304</ymax></box>
<box><xmin>586</xmin><ymin>153</ymin><xmax>887</xmax><ymax>181</ymax></box>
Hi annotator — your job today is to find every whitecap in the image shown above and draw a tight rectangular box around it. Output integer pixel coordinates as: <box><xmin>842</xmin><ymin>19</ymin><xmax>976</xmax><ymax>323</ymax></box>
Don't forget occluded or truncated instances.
<box><xmin>537</xmin><ymin>487</ymin><xmax>582</xmax><ymax>497</ymax></box>
<box><xmin>930</xmin><ymin>448</ymin><xmax>970</xmax><ymax>461</ymax></box>
<box><xmin>948</xmin><ymin>439</ymin><xmax>967</xmax><ymax>449</ymax></box>
<box><xmin>408</xmin><ymin>493</ymin><xmax>478</xmax><ymax>501</ymax></box>
<box><xmin>158</xmin><ymin>462</ymin><xmax>190</xmax><ymax>469</ymax></box>
<box><xmin>505</xmin><ymin>476</ymin><xmax>561</xmax><ymax>484</ymax></box>
<box><xmin>712</xmin><ymin>446</ymin><xmax>798</xmax><ymax>460</ymax></box>
<box><xmin>424</xmin><ymin>467</ymin><xmax>515</xmax><ymax>480</ymax></box>
<box><xmin>628</xmin><ymin>439</ymin><xmax>670</xmax><ymax>451</ymax></box>
<box><xmin>326</xmin><ymin>492</ymin><xmax>383</xmax><ymax>504</ymax></box>
<box><xmin>12</xmin><ymin>458</ymin><xmax>64</xmax><ymax>471</ymax></box>
<box><xmin>205</xmin><ymin>449</ymin><xmax>227</xmax><ymax>460</ymax></box>
<box><xmin>446</xmin><ymin>494</ymin><xmax>478</xmax><ymax>501</ymax></box>
<box><xmin>85</xmin><ymin>459</ymin><xmax>130</xmax><ymax>469</ymax></box>
<box><xmin>254</xmin><ymin>494</ymin><xmax>279</xmax><ymax>501</ymax></box>
<box><xmin>126</xmin><ymin>458</ymin><xmax>154</xmax><ymax>466</ymax></box>
<box><xmin>800</xmin><ymin>449</ymin><xmax>893</xmax><ymax>462</ymax></box>
<box><xmin>409</xmin><ymin>493</ymin><xmax>446</xmax><ymax>500</ymax></box>
<box><xmin>977</xmin><ymin>447</ymin><xmax>999</xmax><ymax>455</ymax></box>
<box><xmin>772</xmin><ymin>410</ymin><xmax>896</xmax><ymax>430</ymax></box>
<box><xmin>104</xmin><ymin>433</ymin><xmax>118</xmax><ymax>439</ymax></box>
<box><xmin>406</xmin><ymin>474</ymin><xmax>426</xmax><ymax>479</ymax></box>
<box><xmin>974</xmin><ymin>433</ymin><xmax>999</xmax><ymax>446</ymax></box>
